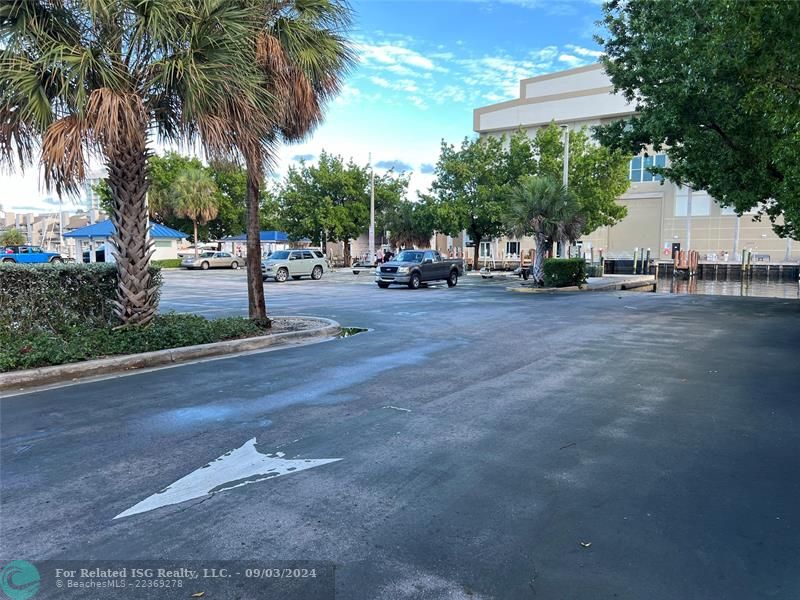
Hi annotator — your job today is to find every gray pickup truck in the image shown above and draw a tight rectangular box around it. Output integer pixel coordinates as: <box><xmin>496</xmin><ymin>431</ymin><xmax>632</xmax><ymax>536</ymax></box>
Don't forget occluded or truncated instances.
<box><xmin>375</xmin><ymin>249</ymin><xmax>465</xmax><ymax>289</ymax></box>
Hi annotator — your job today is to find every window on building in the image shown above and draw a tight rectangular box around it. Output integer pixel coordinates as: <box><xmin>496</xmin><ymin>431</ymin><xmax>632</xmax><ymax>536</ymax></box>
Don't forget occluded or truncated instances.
<box><xmin>154</xmin><ymin>240</ymin><xmax>172</xmax><ymax>248</ymax></box>
<box><xmin>629</xmin><ymin>154</ymin><xmax>666</xmax><ymax>182</ymax></box>
<box><xmin>479</xmin><ymin>241</ymin><xmax>492</xmax><ymax>258</ymax></box>
<box><xmin>675</xmin><ymin>189</ymin><xmax>711</xmax><ymax>216</ymax></box>
<box><xmin>506</xmin><ymin>241</ymin><xmax>520</xmax><ymax>257</ymax></box>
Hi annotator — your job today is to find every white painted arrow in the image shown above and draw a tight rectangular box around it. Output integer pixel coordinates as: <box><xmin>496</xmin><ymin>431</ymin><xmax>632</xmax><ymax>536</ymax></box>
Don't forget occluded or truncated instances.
<box><xmin>115</xmin><ymin>438</ymin><xmax>341</xmax><ymax>519</ymax></box>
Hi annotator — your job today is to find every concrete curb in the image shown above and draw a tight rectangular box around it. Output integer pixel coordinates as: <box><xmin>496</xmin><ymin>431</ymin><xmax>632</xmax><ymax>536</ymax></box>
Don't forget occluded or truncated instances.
<box><xmin>506</xmin><ymin>276</ymin><xmax>656</xmax><ymax>294</ymax></box>
<box><xmin>506</xmin><ymin>285</ymin><xmax>583</xmax><ymax>293</ymax></box>
<box><xmin>0</xmin><ymin>316</ymin><xmax>340</xmax><ymax>393</ymax></box>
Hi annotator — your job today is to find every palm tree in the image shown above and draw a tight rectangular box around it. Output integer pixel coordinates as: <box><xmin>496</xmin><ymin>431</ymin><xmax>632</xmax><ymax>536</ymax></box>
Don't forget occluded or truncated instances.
<box><xmin>239</xmin><ymin>0</ymin><xmax>355</xmax><ymax>325</ymax></box>
<box><xmin>171</xmin><ymin>169</ymin><xmax>219</xmax><ymax>260</ymax></box>
<box><xmin>0</xmin><ymin>0</ymin><xmax>272</xmax><ymax>325</ymax></box>
<box><xmin>0</xmin><ymin>228</ymin><xmax>26</xmax><ymax>246</ymax></box>
<box><xmin>506</xmin><ymin>176</ymin><xmax>585</xmax><ymax>284</ymax></box>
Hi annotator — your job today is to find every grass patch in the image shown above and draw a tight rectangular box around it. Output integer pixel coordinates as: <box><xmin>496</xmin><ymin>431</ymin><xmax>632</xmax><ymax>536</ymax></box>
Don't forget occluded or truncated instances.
<box><xmin>1</xmin><ymin>313</ymin><xmax>269</xmax><ymax>372</ymax></box>
<box><xmin>152</xmin><ymin>258</ymin><xmax>183</xmax><ymax>268</ymax></box>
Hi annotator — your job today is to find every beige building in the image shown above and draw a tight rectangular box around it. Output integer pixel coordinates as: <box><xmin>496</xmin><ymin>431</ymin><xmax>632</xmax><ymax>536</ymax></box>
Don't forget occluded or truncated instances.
<box><xmin>1</xmin><ymin>209</ymin><xmax>106</xmax><ymax>256</ymax></box>
<box><xmin>472</xmin><ymin>63</ymin><xmax>797</xmax><ymax>264</ymax></box>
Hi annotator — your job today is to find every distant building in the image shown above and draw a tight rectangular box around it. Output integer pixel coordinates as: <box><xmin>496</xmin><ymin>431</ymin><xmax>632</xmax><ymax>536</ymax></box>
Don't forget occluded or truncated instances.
<box><xmin>0</xmin><ymin>209</ymin><xmax>106</xmax><ymax>256</ymax></box>
<box><xmin>471</xmin><ymin>63</ymin><xmax>796</xmax><ymax>265</ymax></box>
<box><xmin>63</xmin><ymin>220</ymin><xmax>186</xmax><ymax>262</ymax></box>
<box><xmin>219</xmin><ymin>230</ymin><xmax>299</xmax><ymax>257</ymax></box>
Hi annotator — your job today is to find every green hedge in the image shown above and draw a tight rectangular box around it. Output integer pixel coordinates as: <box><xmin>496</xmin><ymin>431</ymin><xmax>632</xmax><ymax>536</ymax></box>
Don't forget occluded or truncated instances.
<box><xmin>543</xmin><ymin>258</ymin><xmax>587</xmax><ymax>288</ymax></box>
<box><xmin>0</xmin><ymin>313</ymin><xmax>266</xmax><ymax>372</ymax></box>
<box><xmin>152</xmin><ymin>258</ymin><xmax>183</xmax><ymax>268</ymax></box>
<box><xmin>0</xmin><ymin>263</ymin><xmax>162</xmax><ymax>334</ymax></box>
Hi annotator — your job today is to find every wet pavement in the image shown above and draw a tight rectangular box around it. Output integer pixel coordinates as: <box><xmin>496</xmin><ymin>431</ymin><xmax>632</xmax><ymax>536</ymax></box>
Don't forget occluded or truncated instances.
<box><xmin>657</xmin><ymin>275</ymin><xmax>800</xmax><ymax>299</ymax></box>
<box><xmin>2</xmin><ymin>269</ymin><xmax>800</xmax><ymax>599</ymax></box>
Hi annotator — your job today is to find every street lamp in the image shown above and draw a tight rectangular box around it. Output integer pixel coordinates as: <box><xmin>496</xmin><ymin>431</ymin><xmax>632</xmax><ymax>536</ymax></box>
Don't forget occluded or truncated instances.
<box><xmin>368</xmin><ymin>152</ymin><xmax>375</xmax><ymax>263</ymax></box>
<box><xmin>560</xmin><ymin>124</ymin><xmax>570</xmax><ymax>258</ymax></box>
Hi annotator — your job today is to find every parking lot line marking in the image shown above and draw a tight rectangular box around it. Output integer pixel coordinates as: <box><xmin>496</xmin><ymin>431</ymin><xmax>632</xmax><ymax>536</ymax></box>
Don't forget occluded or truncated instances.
<box><xmin>114</xmin><ymin>438</ymin><xmax>341</xmax><ymax>519</ymax></box>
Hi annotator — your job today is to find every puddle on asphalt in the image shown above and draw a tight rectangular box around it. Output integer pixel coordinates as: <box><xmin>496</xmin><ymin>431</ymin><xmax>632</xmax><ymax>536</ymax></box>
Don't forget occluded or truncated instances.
<box><xmin>338</xmin><ymin>327</ymin><xmax>370</xmax><ymax>338</ymax></box>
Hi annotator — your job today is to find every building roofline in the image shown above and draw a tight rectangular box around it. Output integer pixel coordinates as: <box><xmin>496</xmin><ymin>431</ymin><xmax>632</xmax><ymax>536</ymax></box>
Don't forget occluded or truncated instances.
<box><xmin>473</xmin><ymin>63</ymin><xmax>617</xmax><ymax>132</ymax></box>
<box><xmin>473</xmin><ymin>62</ymin><xmax>606</xmax><ymax>117</ymax></box>
<box><xmin>517</xmin><ymin>61</ymin><xmax>603</xmax><ymax>86</ymax></box>
<box><xmin>476</xmin><ymin>110</ymin><xmax>637</xmax><ymax>136</ymax></box>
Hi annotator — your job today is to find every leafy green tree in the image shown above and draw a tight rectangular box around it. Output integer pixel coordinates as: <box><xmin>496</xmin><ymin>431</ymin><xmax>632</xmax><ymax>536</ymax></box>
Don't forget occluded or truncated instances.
<box><xmin>206</xmin><ymin>160</ymin><xmax>248</xmax><ymax>240</ymax></box>
<box><xmin>279</xmin><ymin>164</ymin><xmax>332</xmax><ymax>248</ymax></box>
<box><xmin>532</xmin><ymin>124</ymin><xmax>629</xmax><ymax>233</ymax></box>
<box><xmin>171</xmin><ymin>169</ymin><xmax>219</xmax><ymax>259</ymax></box>
<box><xmin>0</xmin><ymin>0</ymin><xmax>272</xmax><ymax>326</ymax></box>
<box><xmin>506</xmin><ymin>176</ymin><xmax>585</xmax><ymax>284</ymax></box>
<box><xmin>597</xmin><ymin>0</ymin><xmax>800</xmax><ymax>239</ymax></box>
<box><xmin>386</xmin><ymin>199</ymin><xmax>437</xmax><ymax>250</ymax></box>
<box><xmin>279</xmin><ymin>152</ymin><xmax>408</xmax><ymax>264</ymax></box>
<box><xmin>426</xmin><ymin>136</ymin><xmax>510</xmax><ymax>270</ymax></box>
<box><xmin>96</xmin><ymin>154</ymin><xmax>267</xmax><ymax>240</ymax></box>
<box><xmin>428</xmin><ymin>128</ymin><xmax>628</xmax><ymax>269</ymax></box>
<box><xmin>374</xmin><ymin>170</ymin><xmax>411</xmax><ymax>244</ymax></box>
<box><xmin>0</xmin><ymin>228</ymin><xmax>25</xmax><ymax>246</ymax></box>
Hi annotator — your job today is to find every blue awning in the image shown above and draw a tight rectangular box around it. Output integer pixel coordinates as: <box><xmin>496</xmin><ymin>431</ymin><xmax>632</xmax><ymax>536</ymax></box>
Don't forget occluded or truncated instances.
<box><xmin>64</xmin><ymin>220</ymin><xmax>187</xmax><ymax>239</ymax></box>
<box><xmin>221</xmin><ymin>230</ymin><xmax>291</xmax><ymax>242</ymax></box>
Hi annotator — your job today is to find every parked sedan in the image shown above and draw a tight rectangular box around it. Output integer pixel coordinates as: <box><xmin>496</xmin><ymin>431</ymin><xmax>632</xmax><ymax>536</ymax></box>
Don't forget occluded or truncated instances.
<box><xmin>181</xmin><ymin>251</ymin><xmax>242</xmax><ymax>270</ymax></box>
<box><xmin>261</xmin><ymin>249</ymin><xmax>328</xmax><ymax>282</ymax></box>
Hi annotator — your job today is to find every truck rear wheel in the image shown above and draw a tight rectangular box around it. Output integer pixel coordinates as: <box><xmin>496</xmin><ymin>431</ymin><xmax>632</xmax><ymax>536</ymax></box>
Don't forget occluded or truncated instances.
<box><xmin>408</xmin><ymin>272</ymin><xmax>421</xmax><ymax>289</ymax></box>
<box><xmin>447</xmin><ymin>270</ymin><xmax>458</xmax><ymax>287</ymax></box>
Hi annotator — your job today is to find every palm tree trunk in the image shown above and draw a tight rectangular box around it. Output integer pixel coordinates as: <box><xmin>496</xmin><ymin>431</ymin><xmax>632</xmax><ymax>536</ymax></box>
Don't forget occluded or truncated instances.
<box><xmin>343</xmin><ymin>237</ymin><xmax>351</xmax><ymax>266</ymax></box>
<box><xmin>245</xmin><ymin>158</ymin><xmax>269</xmax><ymax>326</ymax></box>
<box><xmin>193</xmin><ymin>219</ymin><xmax>199</xmax><ymax>260</ymax></box>
<box><xmin>472</xmin><ymin>236</ymin><xmax>481</xmax><ymax>272</ymax></box>
<box><xmin>533</xmin><ymin>234</ymin><xmax>548</xmax><ymax>284</ymax></box>
<box><xmin>106</xmin><ymin>135</ymin><xmax>157</xmax><ymax>326</ymax></box>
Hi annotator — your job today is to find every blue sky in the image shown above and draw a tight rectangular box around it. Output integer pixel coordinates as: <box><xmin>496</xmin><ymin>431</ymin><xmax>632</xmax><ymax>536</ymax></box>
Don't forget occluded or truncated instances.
<box><xmin>0</xmin><ymin>0</ymin><xmax>606</xmax><ymax>214</ymax></box>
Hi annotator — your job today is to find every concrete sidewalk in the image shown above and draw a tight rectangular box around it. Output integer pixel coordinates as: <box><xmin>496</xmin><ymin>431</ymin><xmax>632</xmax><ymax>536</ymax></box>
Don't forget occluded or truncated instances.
<box><xmin>508</xmin><ymin>273</ymin><xmax>656</xmax><ymax>293</ymax></box>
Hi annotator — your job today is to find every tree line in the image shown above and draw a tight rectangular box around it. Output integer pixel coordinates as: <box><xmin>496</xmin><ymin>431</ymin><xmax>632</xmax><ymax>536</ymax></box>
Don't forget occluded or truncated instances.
<box><xmin>100</xmin><ymin>121</ymin><xmax>631</xmax><ymax>283</ymax></box>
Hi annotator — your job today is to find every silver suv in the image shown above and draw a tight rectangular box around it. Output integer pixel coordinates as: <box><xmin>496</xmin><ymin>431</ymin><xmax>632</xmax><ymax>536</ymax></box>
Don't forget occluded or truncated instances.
<box><xmin>261</xmin><ymin>249</ymin><xmax>329</xmax><ymax>282</ymax></box>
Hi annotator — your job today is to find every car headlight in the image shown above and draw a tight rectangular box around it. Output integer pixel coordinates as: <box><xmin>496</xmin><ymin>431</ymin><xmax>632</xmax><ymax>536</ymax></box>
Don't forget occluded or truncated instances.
<box><xmin>397</xmin><ymin>266</ymin><xmax>409</xmax><ymax>274</ymax></box>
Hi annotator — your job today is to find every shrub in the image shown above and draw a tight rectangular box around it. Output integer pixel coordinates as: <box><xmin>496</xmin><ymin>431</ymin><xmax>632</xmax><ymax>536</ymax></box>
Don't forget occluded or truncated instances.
<box><xmin>152</xmin><ymin>258</ymin><xmax>183</xmax><ymax>268</ymax></box>
<box><xmin>0</xmin><ymin>262</ymin><xmax>162</xmax><ymax>334</ymax></box>
<box><xmin>0</xmin><ymin>313</ymin><xmax>267</xmax><ymax>372</ymax></box>
<box><xmin>543</xmin><ymin>258</ymin><xmax>587</xmax><ymax>287</ymax></box>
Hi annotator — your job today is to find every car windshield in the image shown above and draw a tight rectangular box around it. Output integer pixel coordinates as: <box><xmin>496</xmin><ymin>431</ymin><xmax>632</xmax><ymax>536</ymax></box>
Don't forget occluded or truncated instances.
<box><xmin>268</xmin><ymin>251</ymin><xmax>290</xmax><ymax>260</ymax></box>
<box><xmin>395</xmin><ymin>251</ymin><xmax>424</xmax><ymax>263</ymax></box>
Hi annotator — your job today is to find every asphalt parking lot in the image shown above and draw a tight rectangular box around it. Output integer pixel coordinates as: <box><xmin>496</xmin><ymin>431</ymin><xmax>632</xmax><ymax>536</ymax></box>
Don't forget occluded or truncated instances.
<box><xmin>3</xmin><ymin>269</ymin><xmax>800</xmax><ymax>599</ymax></box>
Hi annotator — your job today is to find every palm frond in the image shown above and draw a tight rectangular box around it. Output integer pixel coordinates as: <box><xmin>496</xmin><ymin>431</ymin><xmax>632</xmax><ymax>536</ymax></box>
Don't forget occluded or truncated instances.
<box><xmin>41</xmin><ymin>114</ymin><xmax>87</xmax><ymax>195</ymax></box>
<box><xmin>86</xmin><ymin>88</ymin><xmax>147</xmax><ymax>150</ymax></box>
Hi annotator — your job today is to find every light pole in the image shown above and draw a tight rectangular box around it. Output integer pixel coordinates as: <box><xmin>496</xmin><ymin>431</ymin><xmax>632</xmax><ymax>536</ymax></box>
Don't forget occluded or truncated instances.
<box><xmin>368</xmin><ymin>152</ymin><xmax>375</xmax><ymax>264</ymax></box>
<box><xmin>560</xmin><ymin>124</ymin><xmax>570</xmax><ymax>258</ymax></box>
<box><xmin>686</xmin><ymin>186</ymin><xmax>693</xmax><ymax>251</ymax></box>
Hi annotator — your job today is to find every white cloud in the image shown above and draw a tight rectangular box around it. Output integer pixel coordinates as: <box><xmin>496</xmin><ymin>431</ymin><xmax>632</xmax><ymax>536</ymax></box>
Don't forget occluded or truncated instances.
<box><xmin>356</xmin><ymin>41</ymin><xmax>437</xmax><ymax>71</ymax></box>
<box><xmin>558</xmin><ymin>54</ymin><xmax>582</xmax><ymax>67</ymax></box>
<box><xmin>565</xmin><ymin>44</ymin><xmax>603</xmax><ymax>58</ymax></box>
<box><xmin>333</xmin><ymin>85</ymin><xmax>362</xmax><ymax>106</ymax></box>
<box><xmin>431</xmin><ymin>85</ymin><xmax>467</xmax><ymax>105</ymax></box>
<box><xmin>409</xmin><ymin>96</ymin><xmax>428</xmax><ymax>110</ymax></box>
<box><xmin>369</xmin><ymin>76</ymin><xmax>391</xmax><ymax>88</ymax></box>
<box><xmin>385</xmin><ymin>64</ymin><xmax>417</xmax><ymax>77</ymax></box>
